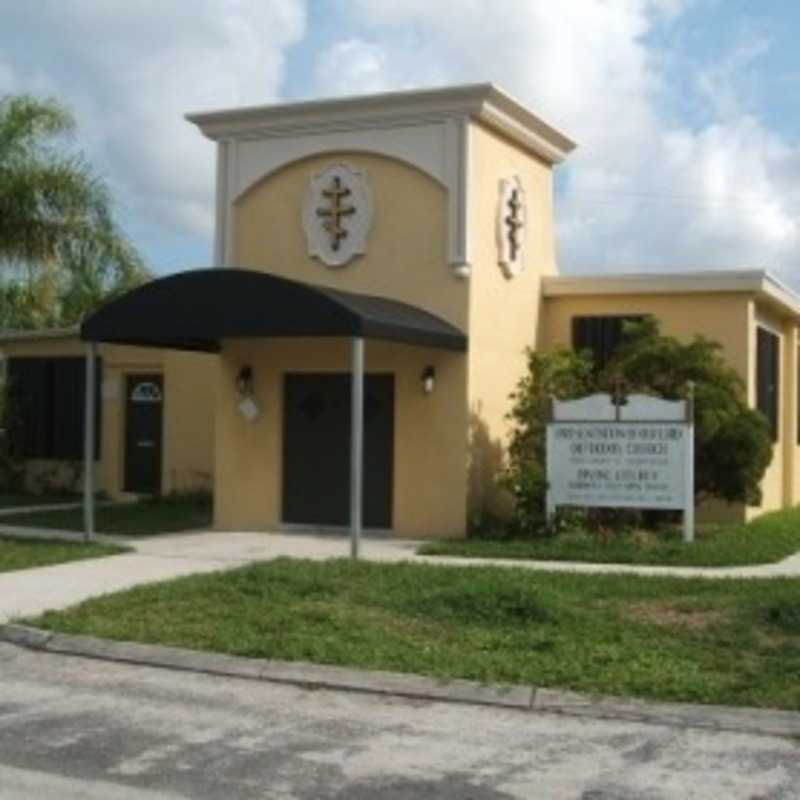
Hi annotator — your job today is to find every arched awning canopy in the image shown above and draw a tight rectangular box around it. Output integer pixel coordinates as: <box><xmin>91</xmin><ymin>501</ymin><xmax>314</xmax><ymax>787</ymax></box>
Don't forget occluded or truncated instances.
<box><xmin>81</xmin><ymin>268</ymin><xmax>467</xmax><ymax>352</ymax></box>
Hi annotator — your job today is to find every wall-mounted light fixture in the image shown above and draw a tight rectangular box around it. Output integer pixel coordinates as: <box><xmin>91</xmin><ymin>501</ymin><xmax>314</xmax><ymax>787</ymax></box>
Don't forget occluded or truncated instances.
<box><xmin>236</xmin><ymin>365</ymin><xmax>254</xmax><ymax>397</ymax></box>
<box><xmin>421</xmin><ymin>365</ymin><xmax>436</xmax><ymax>395</ymax></box>
<box><xmin>236</xmin><ymin>365</ymin><xmax>259</xmax><ymax>422</ymax></box>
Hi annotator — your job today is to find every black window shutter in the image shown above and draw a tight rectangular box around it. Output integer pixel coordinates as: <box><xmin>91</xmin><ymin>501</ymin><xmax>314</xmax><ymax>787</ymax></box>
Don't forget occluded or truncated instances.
<box><xmin>572</xmin><ymin>317</ymin><xmax>595</xmax><ymax>357</ymax></box>
<box><xmin>756</xmin><ymin>327</ymin><xmax>780</xmax><ymax>442</ymax></box>
<box><xmin>572</xmin><ymin>316</ymin><xmax>643</xmax><ymax>371</ymax></box>
<box><xmin>6</xmin><ymin>356</ymin><xmax>102</xmax><ymax>460</ymax></box>
<box><xmin>7</xmin><ymin>358</ymin><xmax>50</xmax><ymax>458</ymax></box>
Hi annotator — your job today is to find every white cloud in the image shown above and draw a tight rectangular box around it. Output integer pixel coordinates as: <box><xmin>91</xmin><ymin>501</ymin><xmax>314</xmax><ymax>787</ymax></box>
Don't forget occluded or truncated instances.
<box><xmin>2</xmin><ymin>0</ymin><xmax>306</xmax><ymax>255</ymax></box>
<box><xmin>315</xmin><ymin>0</ymin><xmax>800</xmax><ymax>278</ymax></box>
<box><xmin>3</xmin><ymin>1</ymin><xmax>798</xmax><ymax>279</ymax></box>
<box><xmin>314</xmin><ymin>40</ymin><xmax>390</xmax><ymax>97</ymax></box>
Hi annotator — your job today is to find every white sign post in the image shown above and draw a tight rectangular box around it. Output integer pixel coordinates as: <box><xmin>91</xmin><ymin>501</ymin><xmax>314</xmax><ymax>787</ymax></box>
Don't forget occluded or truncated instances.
<box><xmin>546</xmin><ymin>391</ymin><xmax>695</xmax><ymax>542</ymax></box>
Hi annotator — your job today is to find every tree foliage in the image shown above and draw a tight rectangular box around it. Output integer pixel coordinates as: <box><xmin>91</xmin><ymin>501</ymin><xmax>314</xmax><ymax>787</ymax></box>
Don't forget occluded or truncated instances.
<box><xmin>0</xmin><ymin>94</ymin><xmax>148</xmax><ymax>328</ymax></box>
<box><xmin>505</xmin><ymin>318</ymin><xmax>773</xmax><ymax>533</ymax></box>
<box><xmin>605</xmin><ymin>318</ymin><xmax>772</xmax><ymax>506</ymax></box>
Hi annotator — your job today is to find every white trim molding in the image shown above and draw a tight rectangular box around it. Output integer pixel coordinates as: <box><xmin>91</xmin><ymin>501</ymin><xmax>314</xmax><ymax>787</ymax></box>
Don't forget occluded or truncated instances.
<box><xmin>188</xmin><ymin>83</ymin><xmax>576</xmax><ymax>276</ymax></box>
<box><xmin>213</xmin><ymin>140</ymin><xmax>229</xmax><ymax>265</ymax></box>
<box><xmin>542</xmin><ymin>269</ymin><xmax>800</xmax><ymax>319</ymax></box>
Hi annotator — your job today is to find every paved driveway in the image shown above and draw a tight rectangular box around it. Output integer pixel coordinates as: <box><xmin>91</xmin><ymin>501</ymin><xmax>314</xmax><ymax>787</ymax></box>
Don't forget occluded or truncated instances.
<box><xmin>2</xmin><ymin>641</ymin><xmax>799</xmax><ymax>799</ymax></box>
<box><xmin>2</xmin><ymin>529</ymin><xmax>800</xmax><ymax>622</ymax></box>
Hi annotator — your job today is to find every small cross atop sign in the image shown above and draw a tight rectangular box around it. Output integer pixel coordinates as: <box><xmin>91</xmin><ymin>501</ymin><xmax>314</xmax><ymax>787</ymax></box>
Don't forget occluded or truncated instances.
<box><xmin>611</xmin><ymin>375</ymin><xmax>628</xmax><ymax>408</ymax></box>
<box><xmin>316</xmin><ymin>176</ymin><xmax>356</xmax><ymax>251</ymax></box>
<box><xmin>505</xmin><ymin>189</ymin><xmax>523</xmax><ymax>261</ymax></box>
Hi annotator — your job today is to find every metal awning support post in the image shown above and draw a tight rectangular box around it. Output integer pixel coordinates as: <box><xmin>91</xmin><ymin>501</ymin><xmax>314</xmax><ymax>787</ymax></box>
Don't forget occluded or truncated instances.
<box><xmin>83</xmin><ymin>342</ymin><xmax>97</xmax><ymax>542</ymax></box>
<box><xmin>350</xmin><ymin>337</ymin><xmax>364</xmax><ymax>560</ymax></box>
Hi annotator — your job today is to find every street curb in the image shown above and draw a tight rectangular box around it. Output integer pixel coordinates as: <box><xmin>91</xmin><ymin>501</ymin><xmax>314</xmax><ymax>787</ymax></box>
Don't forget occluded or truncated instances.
<box><xmin>3</xmin><ymin>623</ymin><xmax>800</xmax><ymax>738</ymax></box>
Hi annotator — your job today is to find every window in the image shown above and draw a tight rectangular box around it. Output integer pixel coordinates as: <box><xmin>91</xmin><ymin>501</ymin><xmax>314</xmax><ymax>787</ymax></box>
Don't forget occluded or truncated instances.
<box><xmin>6</xmin><ymin>357</ymin><xmax>102</xmax><ymax>460</ymax></box>
<box><xmin>756</xmin><ymin>327</ymin><xmax>780</xmax><ymax>442</ymax></box>
<box><xmin>572</xmin><ymin>315</ymin><xmax>644</xmax><ymax>371</ymax></box>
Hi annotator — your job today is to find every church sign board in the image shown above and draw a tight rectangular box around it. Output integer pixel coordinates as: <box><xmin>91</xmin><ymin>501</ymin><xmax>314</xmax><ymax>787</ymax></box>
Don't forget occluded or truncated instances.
<box><xmin>546</xmin><ymin>392</ymin><xmax>695</xmax><ymax>542</ymax></box>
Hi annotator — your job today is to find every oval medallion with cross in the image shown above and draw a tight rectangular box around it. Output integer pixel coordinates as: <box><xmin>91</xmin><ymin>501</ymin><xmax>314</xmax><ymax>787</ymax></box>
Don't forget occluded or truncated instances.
<box><xmin>302</xmin><ymin>162</ymin><xmax>373</xmax><ymax>268</ymax></box>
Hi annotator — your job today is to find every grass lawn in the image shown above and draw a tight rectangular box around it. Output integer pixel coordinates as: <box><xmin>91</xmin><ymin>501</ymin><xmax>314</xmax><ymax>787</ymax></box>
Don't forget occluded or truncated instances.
<box><xmin>0</xmin><ymin>492</ymin><xmax>81</xmax><ymax>509</ymax></box>
<box><xmin>0</xmin><ymin>496</ymin><xmax>212</xmax><ymax>537</ymax></box>
<box><xmin>418</xmin><ymin>506</ymin><xmax>800</xmax><ymax>567</ymax></box>
<box><xmin>27</xmin><ymin>558</ymin><xmax>800</xmax><ymax>711</ymax></box>
<box><xmin>0</xmin><ymin>536</ymin><xmax>127</xmax><ymax>573</ymax></box>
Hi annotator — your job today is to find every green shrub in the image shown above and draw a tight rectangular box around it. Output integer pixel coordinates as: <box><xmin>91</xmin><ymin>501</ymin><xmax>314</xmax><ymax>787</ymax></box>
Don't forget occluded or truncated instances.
<box><xmin>606</xmin><ymin>318</ymin><xmax>772</xmax><ymax>506</ymax></box>
<box><xmin>503</xmin><ymin>319</ymin><xmax>773</xmax><ymax>535</ymax></box>
<box><xmin>503</xmin><ymin>463</ymin><xmax>549</xmax><ymax>535</ymax></box>
<box><xmin>504</xmin><ymin>347</ymin><xmax>594</xmax><ymax>534</ymax></box>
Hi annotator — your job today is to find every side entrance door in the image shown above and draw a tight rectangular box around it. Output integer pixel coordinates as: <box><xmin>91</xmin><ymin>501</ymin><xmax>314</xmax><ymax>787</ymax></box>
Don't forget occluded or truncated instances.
<box><xmin>282</xmin><ymin>373</ymin><xmax>394</xmax><ymax>528</ymax></box>
<box><xmin>124</xmin><ymin>374</ymin><xmax>164</xmax><ymax>494</ymax></box>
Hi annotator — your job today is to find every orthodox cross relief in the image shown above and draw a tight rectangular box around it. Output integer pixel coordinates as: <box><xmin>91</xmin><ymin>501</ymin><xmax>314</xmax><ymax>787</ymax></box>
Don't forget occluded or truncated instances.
<box><xmin>303</xmin><ymin>163</ymin><xmax>372</xmax><ymax>268</ymax></box>
<box><xmin>316</xmin><ymin>176</ymin><xmax>356</xmax><ymax>252</ymax></box>
<box><xmin>505</xmin><ymin>188</ymin><xmax>524</xmax><ymax>262</ymax></box>
<box><xmin>497</xmin><ymin>176</ymin><xmax>527</xmax><ymax>278</ymax></box>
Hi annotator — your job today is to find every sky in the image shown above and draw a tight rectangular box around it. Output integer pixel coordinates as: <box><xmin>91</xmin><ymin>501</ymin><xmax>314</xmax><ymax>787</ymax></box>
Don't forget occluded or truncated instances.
<box><xmin>2</xmin><ymin>0</ymin><xmax>799</xmax><ymax>285</ymax></box>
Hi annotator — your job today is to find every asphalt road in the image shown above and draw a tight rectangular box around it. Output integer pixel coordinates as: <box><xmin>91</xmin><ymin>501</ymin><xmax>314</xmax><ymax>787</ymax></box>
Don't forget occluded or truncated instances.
<box><xmin>0</xmin><ymin>642</ymin><xmax>798</xmax><ymax>799</ymax></box>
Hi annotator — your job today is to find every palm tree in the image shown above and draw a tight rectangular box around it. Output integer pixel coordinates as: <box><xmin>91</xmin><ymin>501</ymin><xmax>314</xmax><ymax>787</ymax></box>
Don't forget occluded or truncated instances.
<box><xmin>0</xmin><ymin>94</ymin><xmax>148</xmax><ymax>326</ymax></box>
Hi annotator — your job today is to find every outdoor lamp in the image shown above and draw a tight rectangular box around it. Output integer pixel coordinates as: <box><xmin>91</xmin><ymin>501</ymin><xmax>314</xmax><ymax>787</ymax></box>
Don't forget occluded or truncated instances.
<box><xmin>421</xmin><ymin>365</ymin><xmax>436</xmax><ymax>395</ymax></box>
<box><xmin>235</xmin><ymin>365</ymin><xmax>260</xmax><ymax>422</ymax></box>
<box><xmin>236</xmin><ymin>365</ymin><xmax>254</xmax><ymax>397</ymax></box>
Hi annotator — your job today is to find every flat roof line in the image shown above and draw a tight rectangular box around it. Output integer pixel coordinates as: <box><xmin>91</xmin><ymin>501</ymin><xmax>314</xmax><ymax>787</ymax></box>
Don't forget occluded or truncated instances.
<box><xmin>543</xmin><ymin>269</ymin><xmax>800</xmax><ymax>318</ymax></box>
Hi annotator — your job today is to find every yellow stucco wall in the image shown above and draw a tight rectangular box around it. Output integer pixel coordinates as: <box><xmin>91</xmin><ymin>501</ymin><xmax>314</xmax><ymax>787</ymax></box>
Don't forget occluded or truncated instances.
<box><xmin>465</xmin><ymin>122</ymin><xmax>557</xmax><ymax>519</ymax></box>
<box><xmin>213</xmin><ymin>338</ymin><xmax>467</xmax><ymax>537</ymax></box>
<box><xmin>541</xmin><ymin>291</ymin><xmax>800</xmax><ymax>521</ymax></box>
<box><xmin>234</xmin><ymin>151</ymin><xmax>468</xmax><ymax>330</ymax></box>
<box><xmin>542</xmin><ymin>292</ymin><xmax>751</xmax><ymax>379</ymax></box>
<box><xmin>161</xmin><ymin>350</ymin><xmax>217</xmax><ymax>494</ymax></box>
<box><xmin>0</xmin><ymin>337</ymin><xmax>215</xmax><ymax>499</ymax></box>
<box><xmin>223</xmin><ymin>151</ymin><xmax>470</xmax><ymax>537</ymax></box>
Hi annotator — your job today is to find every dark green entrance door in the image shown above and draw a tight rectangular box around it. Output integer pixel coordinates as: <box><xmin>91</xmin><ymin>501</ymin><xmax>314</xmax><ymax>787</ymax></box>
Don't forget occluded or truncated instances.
<box><xmin>282</xmin><ymin>373</ymin><xmax>394</xmax><ymax>528</ymax></box>
<box><xmin>124</xmin><ymin>374</ymin><xmax>163</xmax><ymax>494</ymax></box>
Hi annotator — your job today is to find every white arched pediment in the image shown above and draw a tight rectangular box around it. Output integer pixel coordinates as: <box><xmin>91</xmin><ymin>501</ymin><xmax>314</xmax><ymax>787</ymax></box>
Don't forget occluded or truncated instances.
<box><xmin>216</xmin><ymin>119</ymin><xmax>470</xmax><ymax>275</ymax></box>
<box><xmin>232</xmin><ymin>137</ymin><xmax>447</xmax><ymax>200</ymax></box>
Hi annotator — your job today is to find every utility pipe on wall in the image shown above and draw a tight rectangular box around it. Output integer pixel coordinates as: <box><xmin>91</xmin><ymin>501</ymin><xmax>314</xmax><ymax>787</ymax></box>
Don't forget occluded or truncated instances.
<box><xmin>83</xmin><ymin>342</ymin><xmax>97</xmax><ymax>542</ymax></box>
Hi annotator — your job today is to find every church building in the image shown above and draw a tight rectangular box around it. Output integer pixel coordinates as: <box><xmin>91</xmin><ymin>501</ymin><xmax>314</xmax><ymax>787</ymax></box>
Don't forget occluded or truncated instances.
<box><xmin>2</xmin><ymin>83</ymin><xmax>799</xmax><ymax>535</ymax></box>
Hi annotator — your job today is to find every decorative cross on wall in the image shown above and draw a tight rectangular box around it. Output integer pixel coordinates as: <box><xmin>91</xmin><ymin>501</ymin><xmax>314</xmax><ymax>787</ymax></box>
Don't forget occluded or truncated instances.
<box><xmin>504</xmin><ymin>188</ymin><xmax>524</xmax><ymax>261</ymax></box>
<box><xmin>316</xmin><ymin>176</ymin><xmax>356</xmax><ymax>251</ymax></box>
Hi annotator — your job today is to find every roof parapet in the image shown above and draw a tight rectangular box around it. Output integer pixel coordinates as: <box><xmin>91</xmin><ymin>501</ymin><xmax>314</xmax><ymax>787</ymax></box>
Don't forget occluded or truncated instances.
<box><xmin>186</xmin><ymin>83</ymin><xmax>576</xmax><ymax>165</ymax></box>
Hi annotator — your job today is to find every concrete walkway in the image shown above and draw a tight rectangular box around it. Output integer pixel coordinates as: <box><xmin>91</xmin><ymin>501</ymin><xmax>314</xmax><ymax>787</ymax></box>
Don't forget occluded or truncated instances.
<box><xmin>132</xmin><ymin>529</ymin><xmax>800</xmax><ymax>578</ymax></box>
<box><xmin>1</xmin><ymin>529</ymin><xmax>799</xmax><ymax>623</ymax></box>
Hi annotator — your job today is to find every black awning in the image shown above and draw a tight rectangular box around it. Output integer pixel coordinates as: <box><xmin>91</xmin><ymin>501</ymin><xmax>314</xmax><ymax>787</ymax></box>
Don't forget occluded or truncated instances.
<box><xmin>80</xmin><ymin>268</ymin><xmax>467</xmax><ymax>352</ymax></box>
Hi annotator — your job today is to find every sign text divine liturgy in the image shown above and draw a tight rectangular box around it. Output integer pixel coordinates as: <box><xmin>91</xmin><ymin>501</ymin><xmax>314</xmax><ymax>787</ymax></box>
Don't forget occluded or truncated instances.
<box><xmin>546</xmin><ymin>391</ymin><xmax>695</xmax><ymax>541</ymax></box>
<box><xmin>548</xmin><ymin>422</ymin><xmax>687</xmax><ymax>509</ymax></box>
